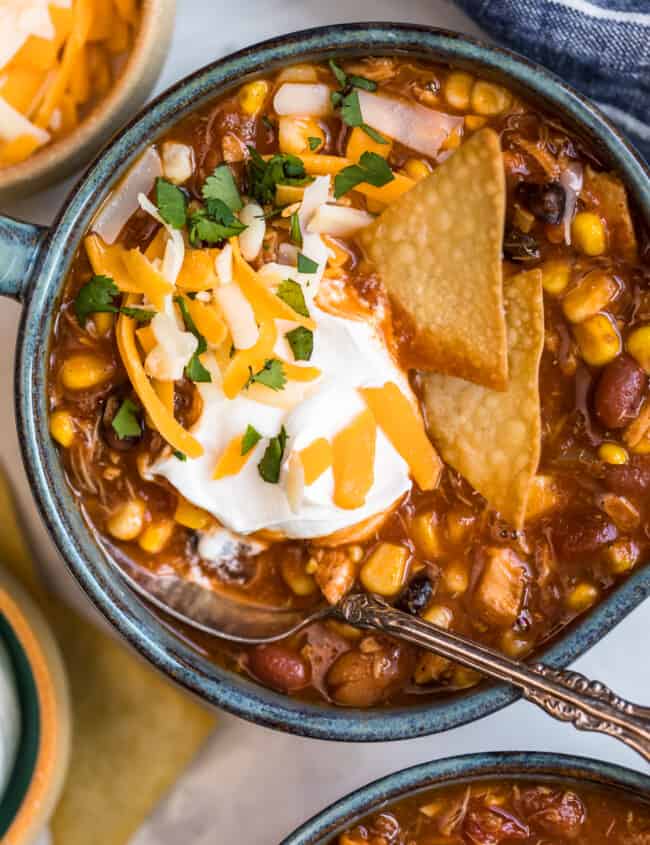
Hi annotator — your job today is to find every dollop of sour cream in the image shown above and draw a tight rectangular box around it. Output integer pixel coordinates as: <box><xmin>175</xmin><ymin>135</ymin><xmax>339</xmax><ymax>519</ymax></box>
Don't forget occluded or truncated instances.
<box><xmin>154</xmin><ymin>304</ymin><xmax>412</xmax><ymax>539</ymax></box>
<box><xmin>0</xmin><ymin>638</ymin><xmax>21</xmax><ymax>803</ymax></box>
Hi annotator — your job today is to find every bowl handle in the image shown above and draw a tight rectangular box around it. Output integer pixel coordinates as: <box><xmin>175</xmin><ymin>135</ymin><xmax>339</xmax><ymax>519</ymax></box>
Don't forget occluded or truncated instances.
<box><xmin>0</xmin><ymin>215</ymin><xmax>48</xmax><ymax>303</ymax></box>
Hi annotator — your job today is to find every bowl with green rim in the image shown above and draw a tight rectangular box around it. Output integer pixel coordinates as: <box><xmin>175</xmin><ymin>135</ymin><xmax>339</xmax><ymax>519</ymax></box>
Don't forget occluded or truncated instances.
<box><xmin>0</xmin><ymin>23</ymin><xmax>649</xmax><ymax>740</ymax></box>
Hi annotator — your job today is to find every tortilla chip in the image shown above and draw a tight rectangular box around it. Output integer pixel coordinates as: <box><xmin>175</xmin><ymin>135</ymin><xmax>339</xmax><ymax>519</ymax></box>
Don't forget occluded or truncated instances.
<box><xmin>358</xmin><ymin>128</ymin><xmax>507</xmax><ymax>389</ymax></box>
<box><xmin>422</xmin><ymin>269</ymin><xmax>544</xmax><ymax>528</ymax></box>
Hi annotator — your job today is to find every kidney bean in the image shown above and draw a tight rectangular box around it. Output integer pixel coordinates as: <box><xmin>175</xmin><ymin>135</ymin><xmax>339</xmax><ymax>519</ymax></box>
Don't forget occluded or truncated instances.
<box><xmin>603</xmin><ymin>456</ymin><xmax>650</xmax><ymax>497</ymax></box>
<box><xmin>327</xmin><ymin>641</ymin><xmax>413</xmax><ymax>707</ymax></box>
<box><xmin>550</xmin><ymin>509</ymin><xmax>617</xmax><ymax>562</ymax></box>
<box><xmin>593</xmin><ymin>354</ymin><xmax>647</xmax><ymax>430</ymax></box>
<box><xmin>248</xmin><ymin>644</ymin><xmax>310</xmax><ymax>692</ymax></box>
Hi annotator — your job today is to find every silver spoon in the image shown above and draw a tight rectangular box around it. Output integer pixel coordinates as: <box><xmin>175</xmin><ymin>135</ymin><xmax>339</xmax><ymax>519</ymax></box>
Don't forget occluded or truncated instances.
<box><xmin>113</xmin><ymin>555</ymin><xmax>650</xmax><ymax>763</ymax></box>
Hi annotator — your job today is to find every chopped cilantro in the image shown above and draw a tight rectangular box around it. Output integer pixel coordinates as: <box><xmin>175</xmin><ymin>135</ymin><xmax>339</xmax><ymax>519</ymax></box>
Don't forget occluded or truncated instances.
<box><xmin>347</xmin><ymin>73</ymin><xmax>377</xmax><ymax>92</ymax></box>
<box><xmin>328</xmin><ymin>58</ymin><xmax>348</xmax><ymax>88</ymax></box>
<box><xmin>188</xmin><ymin>211</ymin><xmax>245</xmax><ymax>246</ymax></box>
<box><xmin>340</xmin><ymin>90</ymin><xmax>387</xmax><ymax>144</ymax></box>
<box><xmin>328</xmin><ymin>61</ymin><xmax>386</xmax><ymax>146</ymax></box>
<box><xmin>289</xmin><ymin>211</ymin><xmax>302</xmax><ymax>247</ymax></box>
<box><xmin>241</xmin><ymin>424</ymin><xmax>262</xmax><ymax>455</ymax></box>
<box><xmin>276</xmin><ymin>279</ymin><xmax>309</xmax><ymax>318</ymax></box>
<box><xmin>174</xmin><ymin>295</ymin><xmax>212</xmax><ymax>383</ymax></box>
<box><xmin>74</xmin><ymin>275</ymin><xmax>155</xmax><ymax>327</ymax></box>
<box><xmin>285</xmin><ymin>326</ymin><xmax>313</xmax><ymax>361</ymax></box>
<box><xmin>307</xmin><ymin>136</ymin><xmax>322</xmax><ymax>151</ymax></box>
<box><xmin>202</xmin><ymin>164</ymin><xmax>243</xmax><ymax>212</ymax></box>
<box><xmin>334</xmin><ymin>151</ymin><xmax>394</xmax><ymax>199</ymax></box>
<box><xmin>155</xmin><ymin>178</ymin><xmax>187</xmax><ymax>229</ymax></box>
<box><xmin>297</xmin><ymin>253</ymin><xmax>319</xmax><ymax>274</ymax></box>
<box><xmin>112</xmin><ymin>399</ymin><xmax>141</xmax><ymax>440</ymax></box>
<box><xmin>173</xmin><ymin>450</ymin><xmax>187</xmax><ymax>461</ymax></box>
<box><xmin>258</xmin><ymin>425</ymin><xmax>288</xmax><ymax>483</ymax></box>
<box><xmin>247</xmin><ymin>147</ymin><xmax>311</xmax><ymax>205</ymax></box>
<box><xmin>248</xmin><ymin>359</ymin><xmax>286</xmax><ymax>391</ymax></box>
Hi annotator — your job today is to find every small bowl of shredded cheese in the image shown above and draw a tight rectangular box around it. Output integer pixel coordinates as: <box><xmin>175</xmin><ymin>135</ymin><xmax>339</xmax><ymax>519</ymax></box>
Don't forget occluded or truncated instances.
<box><xmin>0</xmin><ymin>0</ymin><xmax>175</xmax><ymax>202</ymax></box>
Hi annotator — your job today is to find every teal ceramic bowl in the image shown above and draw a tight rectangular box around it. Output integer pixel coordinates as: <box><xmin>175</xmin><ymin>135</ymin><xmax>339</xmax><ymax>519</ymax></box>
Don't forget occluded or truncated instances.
<box><xmin>281</xmin><ymin>752</ymin><xmax>650</xmax><ymax>844</ymax></box>
<box><xmin>0</xmin><ymin>24</ymin><xmax>649</xmax><ymax>740</ymax></box>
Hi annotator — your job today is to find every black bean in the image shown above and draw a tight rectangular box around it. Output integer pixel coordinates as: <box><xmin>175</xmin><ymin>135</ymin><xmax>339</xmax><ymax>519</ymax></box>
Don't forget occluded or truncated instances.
<box><xmin>503</xmin><ymin>228</ymin><xmax>541</xmax><ymax>263</ymax></box>
<box><xmin>515</xmin><ymin>180</ymin><xmax>566</xmax><ymax>224</ymax></box>
<box><xmin>397</xmin><ymin>575</ymin><xmax>434</xmax><ymax>616</ymax></box>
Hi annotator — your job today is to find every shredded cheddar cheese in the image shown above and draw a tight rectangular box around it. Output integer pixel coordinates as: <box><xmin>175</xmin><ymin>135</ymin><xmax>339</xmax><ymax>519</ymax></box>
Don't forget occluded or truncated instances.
<box><xmin>332</xmin><ymin>408</ymin><xmax>376</xmax><ymax>510</ymax></box>
<box><xmin>213</xmin><ymin>434</ymin><xmax>253</xmax><ymax>480</ymax></box>
<box><xmin>299</xmin><ymin>438</ymin><xmax>332</xmax><ymax>485</ymax></box>
<box><xmin>291</xmin><ymin>153</ymin><xmax>415</xmax><ymax>205</ymax></box>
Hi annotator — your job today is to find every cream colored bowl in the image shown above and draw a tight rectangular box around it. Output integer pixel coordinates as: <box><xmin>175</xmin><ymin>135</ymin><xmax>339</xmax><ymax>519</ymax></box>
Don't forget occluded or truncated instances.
<box><xmin>0</xmin><ymin>0</ymin><xmax>176</xmax><ymax>203</ymax></box>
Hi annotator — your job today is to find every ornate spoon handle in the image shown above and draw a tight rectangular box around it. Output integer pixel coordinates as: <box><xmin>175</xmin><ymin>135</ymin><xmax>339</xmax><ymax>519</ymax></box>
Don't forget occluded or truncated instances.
<box><xmin>337</xmin><ymin>593</ymin><xmax>650</xmax><ymax>763</ymax></box>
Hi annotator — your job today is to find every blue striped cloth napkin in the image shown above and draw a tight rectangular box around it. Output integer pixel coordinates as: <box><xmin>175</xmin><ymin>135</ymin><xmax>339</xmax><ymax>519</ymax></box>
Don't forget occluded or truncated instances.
<box><xmin>454</xmin><ymin>0</ymin><xmax>650</xmax><ymax>161</ymax></box>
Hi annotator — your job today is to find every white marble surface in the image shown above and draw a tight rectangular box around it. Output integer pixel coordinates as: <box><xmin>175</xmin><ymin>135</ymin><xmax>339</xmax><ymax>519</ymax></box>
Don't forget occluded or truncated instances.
<box><xmin>1</xmin><ymin>1</ymin><xmax>648</xmax><ymax>843</ymax></box>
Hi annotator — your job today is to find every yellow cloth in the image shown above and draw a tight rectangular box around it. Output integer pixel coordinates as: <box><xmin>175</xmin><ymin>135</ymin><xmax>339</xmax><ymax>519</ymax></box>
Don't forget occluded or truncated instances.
<box><xmin>0</xmin><ymin>467</ymin><xmax>216</xmax><ymax>844</ymax></box>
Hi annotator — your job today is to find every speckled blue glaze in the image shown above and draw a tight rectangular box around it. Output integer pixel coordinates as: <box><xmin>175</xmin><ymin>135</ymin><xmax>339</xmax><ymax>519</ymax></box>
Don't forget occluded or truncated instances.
<box><xmin>0</xmin><ymin>24</ymin><xmax>649</xmax><ymax>741</ymax></box>
<box><xmin>280</xmin><ymin>752</ymin><xmax>650</xmax><ymax>844</ymax></box>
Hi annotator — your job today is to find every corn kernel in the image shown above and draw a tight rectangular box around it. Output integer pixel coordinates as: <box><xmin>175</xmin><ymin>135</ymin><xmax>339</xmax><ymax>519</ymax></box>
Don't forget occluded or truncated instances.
<box><xmin>411</xmin><ymin>511</ymin><xmax>442</xmax><ymax>558</ymax></box>
<box><xmin>49</xmin><ymin>409</ymin><xmax>76</xmax><ymax>448</ymax></box>
<box><xmin>174</xmin><ymin>497</ymin><xmax>210</xmax><ymax>530</ymax></box>
<box><xmin>138</xmin><ymin>519</ymin><xmax>174</xmax><ymax>554</ymax></box>
<box><xmin>239</xmin><ymin>80</ymin><xmax>269</xmax><ymax>115</ymax></box>
<box><xmin>442</xmin><ymin>561</ymin><xmax>469</xmax><ymax>595</ymax></box>
<box><xmin>422</xmin><ymin>604</ymin><xmax>453</xmax><ymax>628</ymax></box>
<box><xmin>562</xmin><ymin>271</ymin><xmax>619</xmax><ymax>323</ymax></box>
<box><xmin>444</xmin><ymin>71</ymin><xmax>474</xmax><ymax>110</ymax></box>
<box><xmin>541</xmin><ymin>259</ymin><xmax>571</xmax><ymax>295</ymax></box>
<box><xmin>573</xmin><ymin>313</ymin><xmax>621</xmax><ymax>366</ymax></box>
<box><xmin>346</xmin><ymin>125</ymin><xmax>392</xmax><ymax>161</ymax></box>
<box><xmin>598</xmin><ymin>442</ymin><xmax>628</xmax><ymax>465</ymax></box>
<box><xmin>513</xmin><ymin>205</ymin><xmax>535</xmax><ymax>234</ymax></box>
<box><xmin>359</xmin><ymin>543</ymin><xmax>409</xmax><ymax>596</ymax></box>
<box><xmin>445</xmin><ymin>507</ymin><xmax>475</xmax><ymax>544</ymax></box>
<box><xmin>94</xmin><ymin>311</ymin><xmax>114</xmax><ymax>336</ymax></box>
<box><xmin>607</xmin><ymin>539</ymin><xmax>639</xmax><ymax>574</ymax></box>
<box><xmin>441</xmin><ymin>126</ymin><xmax>462</xmax><ymax>151</ymax></box>
<box><xmin>278</xmin><ymin>116</ymin><xmax>324</xmax><ymax>155</ymax></box>
<box><xmin>403</xmin><ymin>157</ymin><xmax>432</xmax><ymax>182</ymax></box>
<box><xmin>305</xmin><ymin>557</ymin><xmax>319</xmax><ymax>574</ymax></box>
<box><xmin>465</xmin><ymin>114</ymin><xmax>487</xmax><ymax>131</ymax></box>
<box><xmin>281</xmin><ymin>558</ymin><xmax>318</xmax><ymax>596</ymax></box>
<box><xmin>339</xmin><ymin>834</ymin><xmax>364</xmax><ymax>845</ymax></box>
<box><xmin>60</xmin><ymin>354</ymin><xmax>113</xmax><ymax>390</ymax></box>
<box><xmin>626</xmin><ymin>326</ymin><xmax>650</xmax><ymax>374</ymax></box>
<box><xmin>470</xmin><ymin>81</ymin><xmax>511</xmax><ymax>116</ymax></box>
<box><xmin>566</xmin><ymin>582</ymin><xmax>599</xmax><ymax>612</ymax></box>
<box><xmin>571</xmin><ymin>211</ymin><xmax>607</xmax><ymax>256</ymax></box>
<box><xmin>107</xmin><ymin>500</ymin><xmax>145</xmax><ymax>541</ymax></box>
<box><xmin>501</xmin><ymin>629</ymin><xmax>532</xmax><ymax>658</ymax></box>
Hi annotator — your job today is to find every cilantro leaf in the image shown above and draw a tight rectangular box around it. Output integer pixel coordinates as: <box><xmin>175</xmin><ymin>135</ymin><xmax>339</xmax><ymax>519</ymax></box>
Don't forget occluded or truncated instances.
<box><xmin>120</xmin><ymin>306</ymin><xmax>156</xmax><ymax>323</ymax></box>
<box><xmin>308</xmin><ymin>136</ymin><xmax>322</xmax><ymax>151</ymax></box>
<box><xmin>276</xmin><ymin>279</ymin><xmax>309</xmax><ymax>318</ymax></box>
<box><xmin>241</xmin><ymin>424</ymin><xmax>262</xmax><ymax>455</ymax></box>
<box><xmin>188</xmin><ymin>210</ymin><xmax>245</xmax><ymax>246</ymax></box>
<box><xmin>347</xmin><ymin>74</ymin><xmax>377</xmax><ymax>91</ymax></box>
<box><xmin>202</xmin><ymin>164</ymin><xmax>243</xmax><ymax>212</ymax></box>
<box><xmin>74</xmin><ymin>275</ymin><xmax>119</xmax><ymax>326</ymax></box>
<box><xmin>205</xmin><ymin>197</ymin><xmax>239</xmax><ymax>225</ymax></box>
<box><xmin>289</xmin><ymin>211</ymin><xmax>302</xmax><ymax>248</ymax></box>
<box><xmin>174</xmin><ymin>295</ymin><xmax>212</xmax><ymax>383</ymax></box>
<box><xmin>155</xmin><ymin>178</ymin><xmax>187</xmax><ymax>229</ymax></box>
<box><xmin>297</xmin><ymin>252</ymin><xmax>319</xmax><ymax>274</ymax></box>
<box><xmin>334</xmin><ymin>151</ymin><xmax>394</xmax><ymax>199</ymax></box>
<box><xmin>285</xmin><ymin>326</ymin><xmax>313</xmax><ymax>361</ymax></box>
<box><xmin>112</xmin><ymin>399</ymin><xmax>141</xmax><ymax>440</ymax></box>
<box><xmin>173</xmin><ymin>450</ymin><xmax>187</xmax><ymax>461</ymax></box>
<box><xmin>258</xmin><ymin>425</ymin><xmax>288</xmax><ymax>483</ymax></box>
<box><xmin>248</xmin><ymin>359</ymin><xmax>286</xmax><ymax>391</ymax></box>
<box><xmin>360</xmin><ymin>124</ymin><xmax>388</xmax><ymax>144</ymax></box>
<box><xmin>247</xmin><ymin>147</ymin><xmax>311</xmax><ymax>205</ymax></box>
<box><xmin>328</xmin><ymin>58</ymin><xmax>348</xmax><ymax>88</ymax></box>
<box><xmin>340</xmin><ymin>89</ymin><xmax>364</xmax><ymax>127</ymax></box>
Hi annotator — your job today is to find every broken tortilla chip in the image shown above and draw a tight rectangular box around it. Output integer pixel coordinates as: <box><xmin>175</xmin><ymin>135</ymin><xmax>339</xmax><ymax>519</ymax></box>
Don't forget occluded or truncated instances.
<box><xmin>358</xmin><ymin>127</ymin><xmax>507</xmax><ymax>389</ymax></box>
<box><xmin>422</xmin><ymin>268</ymin><xmax>544</xmax><ymax>529</ymax></box>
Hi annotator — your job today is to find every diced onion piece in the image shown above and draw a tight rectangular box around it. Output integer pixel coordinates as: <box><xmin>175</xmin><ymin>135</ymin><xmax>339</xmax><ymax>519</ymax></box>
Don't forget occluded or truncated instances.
<box><xmin>238</xmin><ymin>202</ymin><xmax>265</xmax><ymax>261</ymax></box>
<box><xmin>161</xmin><ymin>141</ymin><xmax>194</xmax><ymax>184</ymax></box>
<box><xmin>273</xmin><ymin>83</ymin><xmax>332</xmax><ymax>117</ymax></box>
<box><xmin>308</xmin><ymin>204</ymin><xmax>374</xmax><ymax>237</ymax></box>
<box><xmin>0</xmin><ymin>96</ymin><xmax>50</xmax><ymax>144</ymax></box>
<box><xmin>560</xmin><ymin>162</ymin><xmax>584</xmax><ymax>246</ymax></box>
<box><xmin>145</xmin><ymin>312</ymin><xmax>198</xmax><ymax>381</ymax></box>
<box><xmin>215</xmin><ymin>242</ymin><xmax>233</xmax><ymax>285</ymax></box>
<box><xmin>92</xmin><ymin>147</ymin><xmax>161</xmax><ymax>245</ymax></box>
<box><xmin>357</xmin><ymin>89</ymin><xmax>462</xmax><ymax>158</ymax></box>
<box><xmin>285</xmin><ymin>452</ymin><xmax>305</xmax><ymax>513</ymax></box>
<box><xmin>215</xmin><ymin>283</ymin><xmax>259</xmax><ymax>350</ymax></box>
<box><xmin>138</xmin><ymin>192</ymin><xmax>184</xmax><ymax>284</ymax></box>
